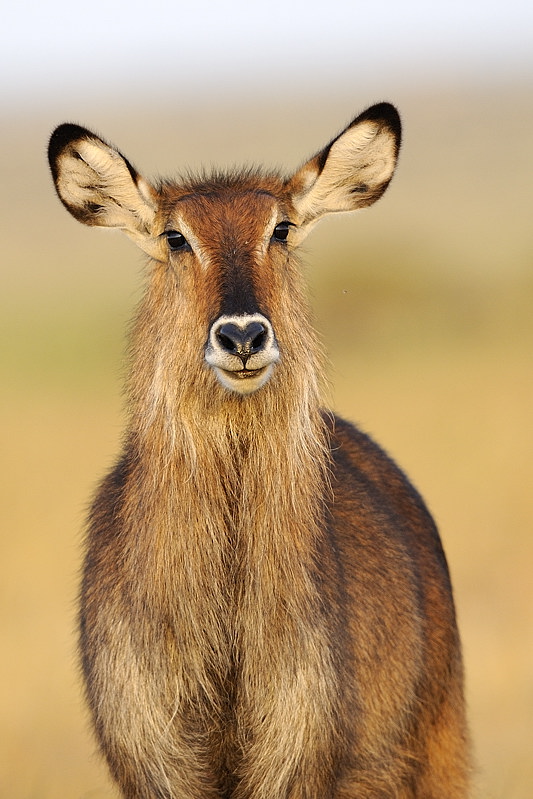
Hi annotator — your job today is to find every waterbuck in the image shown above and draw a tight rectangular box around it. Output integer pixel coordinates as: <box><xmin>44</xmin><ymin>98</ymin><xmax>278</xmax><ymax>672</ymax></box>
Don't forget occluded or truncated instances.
<box><xmin>48</xmin><ymin>103</ymin><xmax>470</xmax><ymax>798</ymax></box>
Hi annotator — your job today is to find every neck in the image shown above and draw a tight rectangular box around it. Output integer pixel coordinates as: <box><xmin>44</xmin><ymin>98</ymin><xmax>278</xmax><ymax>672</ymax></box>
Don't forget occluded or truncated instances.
<box><xmin>122</xmin><ymin>264</ymin><xmax>330</xmax><ymax>614</ymax></box>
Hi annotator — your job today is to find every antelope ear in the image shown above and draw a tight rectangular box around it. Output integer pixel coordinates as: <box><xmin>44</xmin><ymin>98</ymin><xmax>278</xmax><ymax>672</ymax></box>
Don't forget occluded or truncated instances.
<box><xmin>287</xmin><ymin>103</ymin><xmax>401</xmax><ymax>230</ymax></box>
<box><xmin>48</xmin><ymin>124</ymin><xmax>163</xmax><ymax>259</ymax></box>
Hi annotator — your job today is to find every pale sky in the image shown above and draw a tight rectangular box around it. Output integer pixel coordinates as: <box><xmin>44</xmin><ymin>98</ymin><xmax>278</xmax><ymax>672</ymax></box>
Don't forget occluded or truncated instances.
<box><xmin>3</xmin><ymin>0</ymin><xmax>532</xmax><ymax>106</ymax></box>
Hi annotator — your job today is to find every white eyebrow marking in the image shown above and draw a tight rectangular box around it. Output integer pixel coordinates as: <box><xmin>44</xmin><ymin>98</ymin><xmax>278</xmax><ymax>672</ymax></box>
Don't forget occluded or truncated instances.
<box><xmin>258</xmin><ymin>206</ymin><xmax>282</xmax><ymax>255</ymax></box>
<box><xmin>166</xmin><ymin>216</ymin><xmax>212</xmax><ymax>269</ymax></box>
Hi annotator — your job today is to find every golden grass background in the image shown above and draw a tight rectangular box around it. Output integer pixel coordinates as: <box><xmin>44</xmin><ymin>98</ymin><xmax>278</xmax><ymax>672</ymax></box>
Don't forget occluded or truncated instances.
<box><xmin>1</xmin><ymin>83</ymin><xmax>532</xmax><ymax>798</ymax></box>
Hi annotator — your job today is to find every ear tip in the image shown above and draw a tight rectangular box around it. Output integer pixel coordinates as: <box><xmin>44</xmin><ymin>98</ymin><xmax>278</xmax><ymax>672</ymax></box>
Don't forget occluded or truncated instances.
<box><xmin>48</xmin><ymin>123</ymin><xmax>93</xmax><ymax>166</ymax></box>
<box><xmin>357</xmin><ymin>102</ymin><xmax>402</xmax><ymax>148</ymax></box>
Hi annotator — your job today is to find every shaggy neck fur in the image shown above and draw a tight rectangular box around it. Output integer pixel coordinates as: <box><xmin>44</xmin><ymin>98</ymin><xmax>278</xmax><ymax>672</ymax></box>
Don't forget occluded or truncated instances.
<box><xmin>114</xmin><ymin>259</ymin><xmax>341</xmax><ymax>796</ymax></box>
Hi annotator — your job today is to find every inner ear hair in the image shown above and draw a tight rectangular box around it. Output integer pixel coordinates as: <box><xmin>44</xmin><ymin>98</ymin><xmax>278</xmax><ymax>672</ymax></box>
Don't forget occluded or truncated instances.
<box><xmin>288</xmin><ymin>103</ymin><xmax>401</xmax><ymax>224</ymax></box>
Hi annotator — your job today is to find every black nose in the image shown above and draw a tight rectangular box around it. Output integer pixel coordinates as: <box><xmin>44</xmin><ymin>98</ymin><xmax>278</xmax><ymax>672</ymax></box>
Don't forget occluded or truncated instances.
<box><xmin>216</xmin><ymin>321</ymin><xmax>267</xmax><ymax>363</ymax></box>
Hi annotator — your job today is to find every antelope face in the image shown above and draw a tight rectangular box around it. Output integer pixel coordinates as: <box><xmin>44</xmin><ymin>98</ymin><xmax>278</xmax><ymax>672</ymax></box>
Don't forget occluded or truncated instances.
<box><xmin>160</xmin><ymin>187</ymin><xmax>288</xmax><ymax>395</ymax></box>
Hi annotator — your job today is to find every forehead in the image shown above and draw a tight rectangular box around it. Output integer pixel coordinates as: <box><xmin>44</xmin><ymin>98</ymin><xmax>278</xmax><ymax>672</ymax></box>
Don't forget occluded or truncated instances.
<box><xmin>159</xmin><ymin>172</ymin><xmax>289</xmax><ymax>234</ymax></box>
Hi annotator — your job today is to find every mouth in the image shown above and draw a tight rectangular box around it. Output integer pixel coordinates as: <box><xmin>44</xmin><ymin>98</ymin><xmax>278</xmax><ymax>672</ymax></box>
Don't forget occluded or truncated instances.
<box><xmin>212</xmin><ymin>364</ymin><xmax>274</xmax><ymax>394</ymax></box>
<box><xmin>225</xmin><ymin>367</ymin><xmax>267</xmax><ymax>380</ymax></box>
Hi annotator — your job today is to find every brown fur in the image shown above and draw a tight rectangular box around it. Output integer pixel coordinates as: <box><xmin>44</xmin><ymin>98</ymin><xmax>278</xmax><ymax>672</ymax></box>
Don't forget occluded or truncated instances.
<box><xmin>48</xmin><ymin>105</ymin><xmax>470</xmax><ymax>798</ymax></box>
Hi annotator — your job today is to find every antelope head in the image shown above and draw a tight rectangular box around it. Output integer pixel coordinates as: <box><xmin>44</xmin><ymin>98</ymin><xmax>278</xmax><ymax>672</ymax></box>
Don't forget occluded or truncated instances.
<box><xmin>48</xmin><ymin>104</ymin><xmax>400</xmax><ymax>397</ymax></box>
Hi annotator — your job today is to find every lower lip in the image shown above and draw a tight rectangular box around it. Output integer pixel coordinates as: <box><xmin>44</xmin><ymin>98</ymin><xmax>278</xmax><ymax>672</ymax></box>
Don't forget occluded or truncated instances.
<box><xmin>225</xmin><ymin>368</ymin><xmax>265</xmax><ymax>380</ymax></box>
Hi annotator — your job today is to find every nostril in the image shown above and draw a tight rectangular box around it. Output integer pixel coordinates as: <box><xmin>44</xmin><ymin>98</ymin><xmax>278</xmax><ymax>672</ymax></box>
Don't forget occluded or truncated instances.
<box><xmin>246</xmin><ymin>322</ymin><xmax>267</xmax><ymax>354</ymax></box>
<box><xmin>216</xmin><ymin>323</ymin><xmax>243</xmax><ymax>355</ymax></box>
<box><xmin>249</xmin><ymin>328</ymin><xmax>266</xmax><ymax>354</ymax></box>
<box><xmin>217</xmin><ymin>330</ymin><xmax>239</xmax><ymax>354</ymax></box>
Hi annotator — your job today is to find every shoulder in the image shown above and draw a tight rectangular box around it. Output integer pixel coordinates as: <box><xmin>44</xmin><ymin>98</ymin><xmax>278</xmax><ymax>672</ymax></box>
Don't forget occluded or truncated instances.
<box><xmin>323</xmin><ymin>412</ymin><xmax>438</xmax><ymax>540</ymax></box>
<box><xmin>324</xmin><ymin>412</ymin><xmax>397</xmax><ymax>478</ymax></box>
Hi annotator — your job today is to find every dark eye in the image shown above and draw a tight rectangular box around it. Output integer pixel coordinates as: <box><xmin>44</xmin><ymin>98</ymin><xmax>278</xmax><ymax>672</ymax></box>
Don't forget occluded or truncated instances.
<box><xmin>272</xmin><ymin>221</ymin><xmax>292</xmax><ymax>242</ymax></box>
<box><xmin>166</xmin><ymin>230</ymin><xmax>188</xmax><ymax>251</ymax></box>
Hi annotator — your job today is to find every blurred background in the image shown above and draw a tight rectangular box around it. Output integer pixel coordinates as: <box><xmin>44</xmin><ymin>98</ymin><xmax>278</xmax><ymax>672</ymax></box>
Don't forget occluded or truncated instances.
<box><xmin>1</xmin><ymin>2</ymin><xmax>532</xmax><ymax>797</ymax></box>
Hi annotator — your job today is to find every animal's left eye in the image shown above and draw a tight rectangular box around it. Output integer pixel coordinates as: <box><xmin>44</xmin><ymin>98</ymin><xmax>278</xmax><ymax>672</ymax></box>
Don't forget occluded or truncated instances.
<box><xmin>166</xmin><ymin>230</ymin><xmax>188</xmax><ymax>251</ymax></box>
<box><xmin>272</xmin><ymin>221</ymin><xmax>293</xmax><ymax>242</ymax></box>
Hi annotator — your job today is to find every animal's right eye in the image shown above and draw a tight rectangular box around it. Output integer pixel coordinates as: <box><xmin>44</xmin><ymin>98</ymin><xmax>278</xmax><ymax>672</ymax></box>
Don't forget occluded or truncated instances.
<box><xmin>166</xmin><ymin>231</ymin><xmax>188</xmax><ymax>251</ymax></box>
